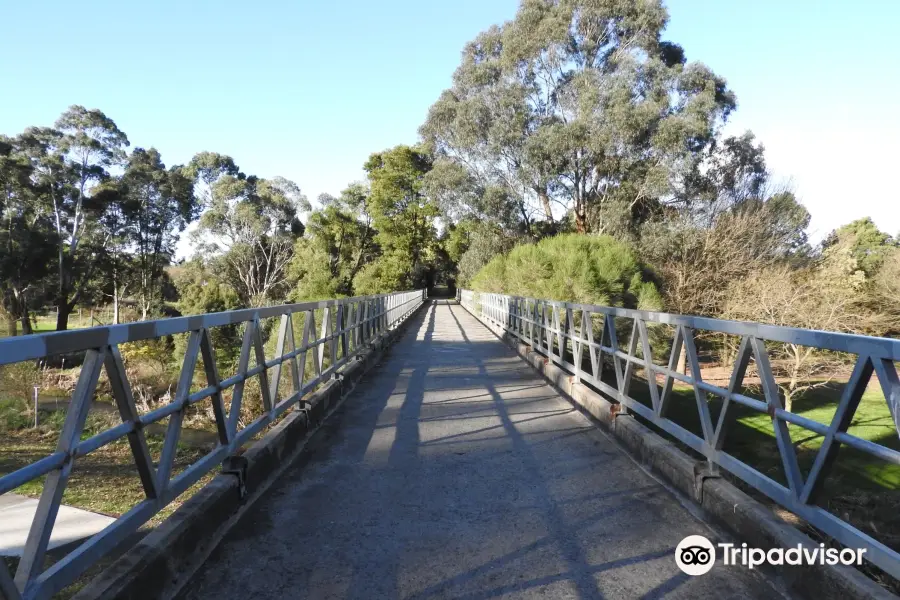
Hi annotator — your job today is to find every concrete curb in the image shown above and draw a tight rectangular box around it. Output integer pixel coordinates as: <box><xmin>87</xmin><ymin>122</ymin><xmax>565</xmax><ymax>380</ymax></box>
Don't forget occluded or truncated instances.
<box><xmin>73</xmin><ymin>302</ymin><xmax>428</xmax><ymax>600</ymax></box>
<box><xmin>462</xmin><ymin>303</ymin><xmax>895</xmax><ymax>600</ymax></box>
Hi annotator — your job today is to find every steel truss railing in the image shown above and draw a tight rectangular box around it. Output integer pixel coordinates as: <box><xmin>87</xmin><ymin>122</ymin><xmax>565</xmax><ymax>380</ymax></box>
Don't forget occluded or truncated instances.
<box><xmin>0</xmin><ymin>290</ymin><xmax>425</xmax><ymax>600</ymax></box>
<box><xmin>460</xmin><ymin>289</ymin><xmax>900</xmax><ymax>579</ymax></box>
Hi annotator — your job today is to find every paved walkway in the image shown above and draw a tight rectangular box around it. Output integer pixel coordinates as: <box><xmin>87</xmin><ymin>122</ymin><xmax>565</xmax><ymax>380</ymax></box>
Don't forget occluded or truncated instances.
<box><xmin>0</xmin><ymin>494</ymin><xmax>115</xmax><ymax>557</ymax></box>
<box><xmin>180</xmin><ymin>303</ymin><xmax>782</xmax><ymax>599</ymax></box>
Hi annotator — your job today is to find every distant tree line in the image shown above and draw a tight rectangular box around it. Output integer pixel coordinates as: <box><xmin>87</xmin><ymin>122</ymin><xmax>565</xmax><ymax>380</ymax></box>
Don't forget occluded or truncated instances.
<box><xmin>0</xmin><ymin>104</ymin><xmax>450</xmax><ymax>334</ymax></box>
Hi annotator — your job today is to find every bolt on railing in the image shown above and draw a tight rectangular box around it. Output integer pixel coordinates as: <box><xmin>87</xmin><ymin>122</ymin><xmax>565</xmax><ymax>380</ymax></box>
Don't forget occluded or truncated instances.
<box><xmin>460</xmin><ymin>289</ymin><xmax>900</xmax><ymax>580</ymax></box>
<box><xmin>0</xmin><ymin>289</ymin><xmax>426</xmax><ymax>600</ymax></box>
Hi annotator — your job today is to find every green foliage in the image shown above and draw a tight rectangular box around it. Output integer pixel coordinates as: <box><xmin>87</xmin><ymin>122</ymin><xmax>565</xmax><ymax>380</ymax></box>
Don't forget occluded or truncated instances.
<box><xmin>48</xmin><ymin>106</ymin><xmax>129</xmax><ymax>330</ymax></box>
<box><xmin>823</xmin><ymin>217</ymin><xmax>897</xmax><ymax>277</ymax></box>
<box><xmin>471</xmin><ymin>233</ymin><xmax>661</xmax><ymax>310</ymax></box>
<box><xmin>0</xmin><ymin>135</ymin><xmax>57</xmax><ymax>334</ymax></box>
<box><xmin>192</xmin><ymin>159</ymin><xmax>306</xmax><ymax>307</ymax></box>
<box><xmin>456</xmin><ymin>222</ymin><xmax>521</xmax><ymax>288</ymax></box>
<box><xmin>172</xmin><ymin>259</ymin><xmax>240</xmax><ymax>316</ymax></box>
<box><xmin>289</xmin><ymin>240</ymin><xmax>345</xmax><ymax>300</ymax></box>
<box><xmin>171</xmin><ymin>259</ymin><xmax>241</xmax><ymax>370</ymax></box>
<box><xmin>119</xmin><ymin>338</ymin><xmax>172</xmax><ymax>372</ymax></box>
<box><xmin>352</xmin><ymin>253</ymin><xmax>416</xmax><ymax>296</ymax></box>
<box><xmin>107</xmin><ymin>147</ymin><xmax>198</xmax><ymax>318</ymax></box>
<box><xmin>0</xmin><ymin>397</ymin><xmax>32</xmax><ymax>431</ymax></box>
<box><xmin>0</xmin><ymin>361</ymin><xmax>42</xmax><ymax>431</ymax></box>
<box><xmin>363</xmin><ymin>145</ymin><xmax>439</xmax><ymax>290</ymax></box>
<box><xmin>421</xmin><ymin>0</ymin><xmax>736</xmax><ymax>234</ymax></box>
<box><xmin>290</xmin><ymin>183</ymin><xmax>377</xmax><ymax>299</ymax></box>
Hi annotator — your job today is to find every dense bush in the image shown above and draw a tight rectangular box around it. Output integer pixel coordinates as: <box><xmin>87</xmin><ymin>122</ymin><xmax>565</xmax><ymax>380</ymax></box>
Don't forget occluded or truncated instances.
<box><xmin>470</xmin><ymin>234</ymin><xmax>662</xmax><ymax>310</ymax></box>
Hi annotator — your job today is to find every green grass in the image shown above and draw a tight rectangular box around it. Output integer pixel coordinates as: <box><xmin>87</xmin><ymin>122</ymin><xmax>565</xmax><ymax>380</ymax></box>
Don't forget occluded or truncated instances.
<box><xmin>624</xmin><ymin>376</ymin><xmax>900</xmax><ymax>493</ymax></box>
<box><xmin>0</xmin><ymin>310</ymin><xmax>107</xmax><ymax>338</ymax></box>
<box><xmin>0</xmin><ymin>424</ymin><xmax>215</xmax><ymax>523</ymax></box>
<box><xmin>1</xmin><ymin>316</ymin><xmax>62</xmax><ymax>338</ymax></box>
<box><xmin>0</xmin><ymin>413</ymin><xmax>217</xmax><ymax>599</ymax></box>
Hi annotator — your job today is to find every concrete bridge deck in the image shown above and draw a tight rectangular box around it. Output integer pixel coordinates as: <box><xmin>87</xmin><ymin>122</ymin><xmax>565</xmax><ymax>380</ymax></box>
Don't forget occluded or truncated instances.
<box><xmin>178</xmin><ymin>302</ymin><xmax>782</xmax><ymax>599</ymax></box>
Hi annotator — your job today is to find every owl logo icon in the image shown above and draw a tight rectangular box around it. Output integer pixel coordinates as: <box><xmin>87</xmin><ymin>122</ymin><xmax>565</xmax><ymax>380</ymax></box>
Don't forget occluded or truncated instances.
<box><xmin>675</xmin><ymin>535</ymin><xmax>716</xmax><ymax>575</ymax></box>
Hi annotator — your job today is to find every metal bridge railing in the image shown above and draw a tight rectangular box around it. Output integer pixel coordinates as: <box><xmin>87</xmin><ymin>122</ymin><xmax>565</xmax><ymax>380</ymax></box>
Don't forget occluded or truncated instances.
<box><xmin>0</xmin><ymin>290</ymin><xmax>425</xmax><ymax>600</ymax></box>
<box><xmin>459</xmin><ymin>289</ymin><xmax>900</xmax><ymax>580</ymax></box>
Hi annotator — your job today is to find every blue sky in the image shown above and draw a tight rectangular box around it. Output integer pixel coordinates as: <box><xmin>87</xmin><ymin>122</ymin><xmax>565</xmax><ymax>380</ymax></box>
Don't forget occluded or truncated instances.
<box><xmin>1</xmin><ymin>0</ymin><xmax>897</xmax><ymax>247</ymax></box>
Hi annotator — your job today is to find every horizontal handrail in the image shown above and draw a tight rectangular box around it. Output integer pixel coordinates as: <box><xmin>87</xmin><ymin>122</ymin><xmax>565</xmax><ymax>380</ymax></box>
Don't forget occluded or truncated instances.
<box><xmin>459</xmin><ymin>289</ymin><xmax>900</xmax><ymax>581</ymax></box>
<box><xmin>0</xmin><ymin>290</ymin><xmax>426</xmax><ymax>600</ymax></box>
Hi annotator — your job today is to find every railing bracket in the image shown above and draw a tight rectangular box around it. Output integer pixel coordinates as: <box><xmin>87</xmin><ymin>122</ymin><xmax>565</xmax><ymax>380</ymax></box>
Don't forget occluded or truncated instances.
<box><xmin>222</xmin><ymin>455</ymin><xmax>249</xmax><ymax>501</ymax></box>
<box><xmin>693</xmin><ymin>463</ymin><xmax>720</xmax><ymax>502</ymax></box>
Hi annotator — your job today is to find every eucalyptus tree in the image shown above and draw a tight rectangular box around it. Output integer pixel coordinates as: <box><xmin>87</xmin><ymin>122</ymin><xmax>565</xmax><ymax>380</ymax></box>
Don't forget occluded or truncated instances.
<box><xmin>291</xmin><ymin>183</ymin><xmax>377</xmax><ymax>299</ymax></box>
<box><xmin>353</xmin><ymin>145</ymin><xmax>439</xmax><ymax>293</ymax></box>
<box><xmin>16</xmin><ymin>106</ymin><xmax>130</xmax><ymax>330</ymax></box>
<box><xmin>0</xmin><ymin>135</ymin><xmax>56</xmax><ymax>334</ymax></box>
<box><xmin>421</xmin><ymin>0</ymin><xmax>737</xmax><ymax>234</ymax></box>
<box><xmin>821</xmin><ymin>217</ymin><xmax>897</xmax><ymax>278</ymax></box>
<box><xmin>186</xmin><ymin>151</ymin><xmax>239</xmax><ymax>208</ymax></box>
<box><xmin>116</xmin><ymin>148</ymin><xmax>198</xmax><ymax>319</ymax></box>
<box><xmin>673</xmin><ymin>130</ymin><xmax>768</xmax><ymax>227</ymax></box>
<box><xmin>194</xmin><ymin>168</ymin><xmax>307</xmax><ymax>307</ymax></box>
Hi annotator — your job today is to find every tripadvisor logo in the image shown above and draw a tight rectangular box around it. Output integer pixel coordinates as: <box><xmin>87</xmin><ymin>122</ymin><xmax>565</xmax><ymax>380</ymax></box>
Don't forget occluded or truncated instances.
<box><xmin>675</xmin><ymin>535</ymin><xmax>867</xmax><ymax>575</ymax></box>
<box><xmin>675</xmin><ymin>535</ymin><xmax>716</xmax><ymax>576</ymax></box>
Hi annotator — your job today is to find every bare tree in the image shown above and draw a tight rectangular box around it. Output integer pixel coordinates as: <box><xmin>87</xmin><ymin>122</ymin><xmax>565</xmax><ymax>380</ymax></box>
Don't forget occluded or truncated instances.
<box><xmin>723</xmin><ymin>266</ymin><xmax>863</xmax><ymax>412</ymax></box>
<box><xmin>642</xmin><ymin>194</ymin><xmax>811</xmax><ymax>372</ymax></box>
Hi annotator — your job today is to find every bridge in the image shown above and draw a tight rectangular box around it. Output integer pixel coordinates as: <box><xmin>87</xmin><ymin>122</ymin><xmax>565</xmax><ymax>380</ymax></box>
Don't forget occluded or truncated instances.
<box><xmin>0</xmin><ymin>291</ymin><xmax>898</xmax><ymax>599</ymax></box>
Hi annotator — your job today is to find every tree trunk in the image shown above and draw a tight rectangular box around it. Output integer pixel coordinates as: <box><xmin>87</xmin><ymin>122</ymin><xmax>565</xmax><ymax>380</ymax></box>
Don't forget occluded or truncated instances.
<box><xmin>574</xmin><ymin>205</ymin><xmax>587</xmax><ymax>234</ymax></box>
<box><xmin>537</xmin><ymin>189</ymin><xmax>553</xmax><ymax>223</ymax></box>
<box><xmin>56</xmin><ymin>298</ymin><xmax>71</xmax><ymax>332</ymax></box>
<box><xmin>677</xmin><ymin>345</ymin><xmax>687</xmax><ymax>375</ymax></box>
<box><xmin>112</xmin><ymin>284</ymin><xmax>120</xmax><ymax>325</ymax></box>
<box><xmin>20</xmin><ymin>303</ymin><xmax>33</xmax><ymax>335</ymax></box>
<box><xmin>6</xmin><ymin>315</ymin><xmax>17</xmax><ymax>337</ymax></box>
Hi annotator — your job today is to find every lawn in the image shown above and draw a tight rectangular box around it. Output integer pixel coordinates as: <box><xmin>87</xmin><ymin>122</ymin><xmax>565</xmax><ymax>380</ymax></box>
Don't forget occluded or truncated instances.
<box><xmin>624</xmin><ymin>377</ymin><xmax>900</xmax><ymax>493</ymax></box>
<box><xmin>0</xmin><ymin>310</ymin><xmax>105</xmax><ymax>339</ymax></box>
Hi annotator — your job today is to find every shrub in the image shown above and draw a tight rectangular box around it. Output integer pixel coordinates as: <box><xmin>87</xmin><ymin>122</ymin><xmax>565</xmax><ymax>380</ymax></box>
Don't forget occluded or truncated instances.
<box><xmin>470</xmin><ymin>233</ymin><xmax>661</xmax><ymax>310</ymax></box>
<box><xmin>0</xmin><ymin>397</ymin><xmax>31</xmax><ymax>431</ymax></box>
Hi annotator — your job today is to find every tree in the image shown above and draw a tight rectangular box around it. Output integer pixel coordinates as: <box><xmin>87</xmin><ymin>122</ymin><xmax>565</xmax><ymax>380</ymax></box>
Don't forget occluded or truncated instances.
<box><xmin>674</xmin><ymin>131</ymin><xmax>768</xmax><ymax>226</ymax></box>
<box><xmin>723</xmin><ymin>266</ymin><xmax>862</xmax><ymax>413</ymax></box>
<box><xmin>454</xmin><ymin>220</ymin><xmax>522</xmax><ymax>288</ymax></box>
<box><xmin>291</xmin><ymin>183</ymin><xmax>376</xmax><ymax>299</ymax></box>
<box><xmin>17</xmin><ymin>106</ymin><xmax>130</xmax><ymax>330</ymax></box>
<box><xmin>194</xmin><ymin>170</ymin><xmax>306</xmax><ymax>307</ymax></box>
<box><xmin>471</xmin><ymin>233</ymin><xmax>661</xmax><ymax>310</ymax></box>
<box><xmin>354</xmin><ymin>145</ymin><xmax>439</xmax><ymax>293</ymax></box>
<box><xmin>117</xmin><ymin>148</ymin><xmax>198</xmax><ymax>319</ymax></box>
<box><xmin>818</xmin><ymin>219</ymin><xmax>900</xmax><ymax>338</ymax></box>
<box><xmin>186</xmin><ymin>151</ymin><xmax>239</xmax><ymax>208</ymax></box>
<box><xmin>822</xmin><ymin>217</ymin><xmax>896</xmax><ymax>278</ymax></box>
<box><xmin>0</xmin><ymin>135</ymin><xmax>56</xmax><ymax>335</ymax></box>
<box><xmin>171</xmin><ymin>258</ymin><xmax>242</xmax><ymax>370</ymax></box>
<box><xmin>639</xmin><ymin>192</ymin><xmax>810</xmax><ymax>372</ymax></box>
<box><xmin>641</xmin><ymin>192</ymin><xmax>811</xmax><ymax>319</ymax></box>
<box><xmin>868</xmin><ymin>248</ymin><xmax>900</xmax><ymax>336</ymax></box>
<box><xmin>421</xmin><ymin>0</ymin><xmax>736</xmax><ymax>235</ymax></box>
